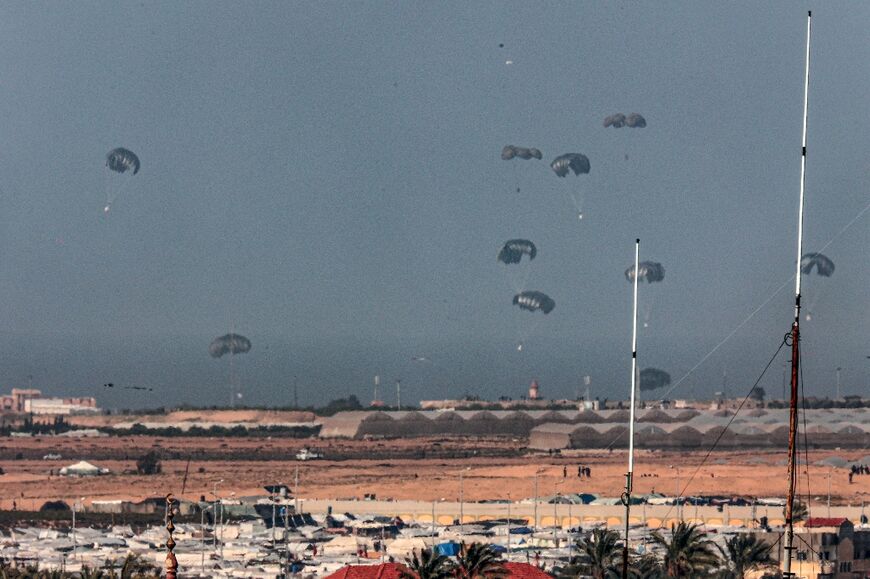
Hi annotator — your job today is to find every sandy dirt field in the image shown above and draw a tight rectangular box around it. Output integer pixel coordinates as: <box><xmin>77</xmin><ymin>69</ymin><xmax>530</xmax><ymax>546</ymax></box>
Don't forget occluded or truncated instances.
<box><xmin>65</xmin><ymin>409</ymin><xmax>317</xmax><ymax>427</ymax></box>
<box><xmin>1</xmin><ymin>436</ymin><xmax>868</xmax><ymax>512</ymax></box>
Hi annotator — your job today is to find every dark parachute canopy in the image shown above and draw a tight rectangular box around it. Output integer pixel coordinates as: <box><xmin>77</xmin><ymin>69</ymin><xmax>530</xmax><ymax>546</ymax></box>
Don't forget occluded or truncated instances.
<box><xmin>502</xmin><ymin>145</ymin><xmax>543</xmax><ymax>160</ymax></box>
<box><xmin>550</xmin><ymin>153</ymin><xmax>590</xmax><ymax>177</ymax></box>
<box><xmin>513</xmin><ymin>291</ymin><xmax>555</xmax><ymax>314</ymax></box>
<box><xmin>625</xmin><ymin>261</ymin><xmax>665</xmax><ymax>283</ymax></box>
<box><xmin>498</xmin><ymin>239</ymin><xmax>537</xmax><ymax>264</ymax></box>
<box><xmin>209</xmin><ymin>333</ymin><xmax>252</xmax><ymax>358</ymax></box>
<box><xmin>603</xmin><ymin>113</ymin><xmax>626</xmax><ymax>128</ymax></box>
<box><xmin>800</xmin><ymin>253</ymin><xmax>835</xmax><ymax>277</ymax></box>
<box><xmin>625</xmin><ymin>113</ymin><xmax>647</xmax><ymax>128</ymax></box>
<box><xmin>639</xmin><ymin>368</ymin><xmax>671</xmax><ymax>391</ymax></box>
<box><xmin>106</xmin><ymin>148</ymin><xmax>140</xmax><ymax>175</ymax></box>
<box><xmin>605</xmin><ymin>113</ymin><xmax>646</xmax><ymax>128</ymax></box>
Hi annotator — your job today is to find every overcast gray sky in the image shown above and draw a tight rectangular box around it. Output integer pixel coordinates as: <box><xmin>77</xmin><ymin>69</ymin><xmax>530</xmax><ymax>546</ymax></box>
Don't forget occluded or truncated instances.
<box><xmin>0</xmin><ymin>2</ymin><xmax>867</xmax><ymax>408</ymax></box>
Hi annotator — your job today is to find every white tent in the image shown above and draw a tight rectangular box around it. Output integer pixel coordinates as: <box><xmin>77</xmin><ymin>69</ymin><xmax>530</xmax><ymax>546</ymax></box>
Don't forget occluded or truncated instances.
<box><xmin>59</xmin><ymin>460</ymin><xmax>109</xmax><ymax>476</ymax></box>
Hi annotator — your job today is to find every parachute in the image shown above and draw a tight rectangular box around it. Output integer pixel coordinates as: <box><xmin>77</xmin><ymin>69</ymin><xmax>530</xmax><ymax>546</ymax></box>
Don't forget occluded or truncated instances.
<box><xmin>513</xmin><ymin>291</ymin><xmax>555</xmax><ymax>314</ymax></box>
<box><xmin>639</xmin><ymin>368</ymin><xmax>671</xmax><ymax>391</ymax></box>
<box><xmin>550</xmin><ymin>153</ymin><xmax>591</xmax><ymax>219</ymax></box>
<box><xmin>210</xmin><ymin>333</ymin><xmax>252</xmax><ymax>407</ymax></box>
<box><xmin>800</xmin><ymin>253</ymin><xmax>835</xmax><ymax>277</ymax></box>
<box><xmin>498</xmin><ymin>239</ymin><xmax>537</xmax><ymax>264</ymax></box>
<box><xmin>604</xmin><ymin>113</ymin><xmax>646</xmax><ymax>128</ymax></box>
<box><xmin>801</xmin><ymin>253</ymin><xmax>835</xmax><ymax>321</ymax></box>
<box><xmin>626</xmin><ymin>262</ymin><xmax>665</xmax><ymax>328</ymax></box>
<box><xmin>604</xmin><ymin>113</ymin><xmax>626</xmax><ymax>128</ymax></box>
<box><xmin>104</xmin><ymin>147</ymin><xmax>140</xmax><ymax>212</ymax></box>
<box><xmin>550</xmin><ymin>153</ymin><xmax>590</xmax><ymax>177</ymax></box>
<box><xmin>625</xmin><ymin>262</ymin><xmax>665</xmax><ymax>283</ymax></box>
<box><xmin>209</xmin><ymin>333</ymin><xmax>252</xmax><ymax>358</ymax></box>
<box><xmin>502</xmin><ymin>145</ymin><xmax>542</xmax><ymax>194</ymax></box>
<box><xmin>106</xmin><ymin>148</ymin><xmax>140</xmax><ymax>174</ymax></box>
<box><xmin>625</xmin><ymin>113</ymin><xmax>646</xmax><ymax>128</ymax></box>
<box><xmin>502</xmin><ymin>145</ymin><xmax>542</xmax><ymax>160</ymax></box>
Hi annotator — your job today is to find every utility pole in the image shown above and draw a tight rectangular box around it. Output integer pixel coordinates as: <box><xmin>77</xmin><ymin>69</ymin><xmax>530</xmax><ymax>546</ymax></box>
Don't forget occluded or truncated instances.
<box><xmin>508</xmin><ymin>493</ymin><xmax>511</xmax><ymax>561</ymax></box>
<box><xmin>72</xmin><ymin>500</ymin><xmax>77</xmax><ymax>562</ymax></box>
<box><xmin>553</xmin><ymin>493</ymin><xmax>559</xmax><ymax>547</ymax></box>
<box><xmin>554</xmin><ymin>479</ymin><xmax>565</xmax><ymax>549</ymax></box>
<box><xmin>533</xmin><ymin>468</ymin><xmax>545</xmax><ymax>533</ymax></box>
<box><xmin>835</xmin><ymin>367</ymin><xmax>842</xmax><ymax>400</ymax></box>
<box><xmin>459</xmin><ymin>468</ymin><xmax>469</xmax><ymax>540</ymax></box>
<box><xmin>284</xmin><ymin>502</ymin><xmax>290</xmax><ymax>577</ymax></box>
<box><xmin>211</xmin><ymin>480</ymin><xmax>223</xmax><ymax>551</ymax></box>
<box><xmin>294</xmin><ymin>466</ymin><xmax>300</xmax><ymax>514</ymax></box>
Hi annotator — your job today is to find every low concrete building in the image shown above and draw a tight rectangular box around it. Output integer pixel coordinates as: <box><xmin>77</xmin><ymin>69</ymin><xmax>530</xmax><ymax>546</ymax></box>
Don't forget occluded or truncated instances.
<box><xmin>528</xmin><ymin>423</ymin><xmax>575</xmax><ymax>451</ymax></box>
<box><xmin>759</xmin><ymin>518</ymin><xmax>870</xmax><ymax>578</ymax></box>
<box><xmin>25</xmin><ymin>397</ymin><xmax>99</xmax><ymax>415</ymax></box>
<box><xmin>0</xmin><ymin>388</ymin><xmax>42</xmax><ymax>412</ymax></box>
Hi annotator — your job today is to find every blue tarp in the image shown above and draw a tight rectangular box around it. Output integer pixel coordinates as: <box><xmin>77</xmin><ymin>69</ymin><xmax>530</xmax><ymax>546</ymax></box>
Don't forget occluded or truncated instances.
<box><xmin>509</xmin><ymin>526</ymin><xmax>533</xmax><ymax>535</ymax></box>
<box><xmin>435</xmin><ymin>542</ymin><xmax>461</xmax><ymax>557</ymax></box>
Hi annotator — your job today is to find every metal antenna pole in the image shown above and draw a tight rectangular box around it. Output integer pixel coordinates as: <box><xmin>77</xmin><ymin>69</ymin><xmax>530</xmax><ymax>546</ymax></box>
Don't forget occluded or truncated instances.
<box><xmin>293</xmin><ymin>375</ymin><xmax>298</xmax><ymax>408</ymax></box>
<box><xmin>622</xmin><ymin>239</ymin><xmax>640</xmax><ymax>579</ymax></box>
<box><xmin>373</xmin><ymin>375</ymin><xmax>380</xmax><ymax>405</ymax></box>
<box><xmin>835</xmin><ymin>367</ymin><xmax>841</xmax><ymax>399</ymax></box>
<box><xmin>396</xmin><ymin>378</ymin><xmax>401</xmax><ymax>409</ymax></box>
<box><xmin>784</xmin><ymin>11</ymin><xmax>812</xmax><ymax>578</ymax></box>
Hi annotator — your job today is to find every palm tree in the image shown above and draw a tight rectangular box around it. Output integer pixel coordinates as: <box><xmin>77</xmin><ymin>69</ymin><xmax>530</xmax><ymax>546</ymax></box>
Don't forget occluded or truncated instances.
<box><xmin>718</xmin><ymin>533</ymin><xmax>775</xmax><ymax>578</ymax></box>
<box><xmin>650</xmin><ymin>522</ymin><xmax>721</xmax><ymax>577</ymax></box>
<box><xmin>574</xmin><ymin>528</ymin><xmax>623</xmax><ymax>579</ymax></box>
<box><xmin>630</xmin><ymin>553</ymin><xmax>665</xmax><ymax>579</ymax></box>
<box><xmin>119</xmin><ymin>553</ymin><xmax>160</xmax><ymax>579</ymax></box>
<box><xmin>782</xmin><ymin>500</ymin><xmax>808</xmax><ymax>524</ymax></box>
<box><xmin>401</xmin><ymin>548</ymin><xmax>454</xmax><ymax>579</ymax></box>
<box><xmin>454</xmin><ymin>542</ymin><xmax>506</xmax><ymax>578</ymax></box>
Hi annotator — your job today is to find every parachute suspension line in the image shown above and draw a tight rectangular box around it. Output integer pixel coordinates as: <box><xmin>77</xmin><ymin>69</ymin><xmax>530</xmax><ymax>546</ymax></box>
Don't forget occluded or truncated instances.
<box><xmin>516</xmin><ymin>313</ymin><xmax>544</xmax><ymax>352</ymax></box>
<box><xmin>104</xmin><ymin>148</ymin><xmax>140</xmax><ymax>212</ymax></box>
<box><xmin>229</xmin><ymin>320</ymin><xmax>236</xmax><ymax>408</ymax></box>
<box><xmin>229</xmin><ymin>351</ymin><xmax>235</xmax><ymax>408</ymax></box>
<box><xmin>785</xmin><ymin>12</ymin><xmax>811</xmax><ymax>577</ymax></box>
<box><xmin>621</xmin><ymin>239</ymin><xmax>640</xmax><ymax>579</ymax></box>
<box><xmin>563</xmin><ymin>188</ymin><xmax>585</xmax><ymax>221</ymax></box>
<box><xmin>804</xmin><ymin>282</ymin><xmax>826</xmax><ymax>321</ymax></box>
<box><xmin>651</xmin><ymin>337</ymin><xmax>788</xmax><ymax>530</ymax></box>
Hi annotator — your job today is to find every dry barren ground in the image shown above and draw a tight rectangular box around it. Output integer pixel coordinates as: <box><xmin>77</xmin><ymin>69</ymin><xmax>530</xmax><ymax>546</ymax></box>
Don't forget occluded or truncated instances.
<box><xmin>1</xmin><ymin>436</ymin><xmax>868</xmax><ymax>512</ymax></box>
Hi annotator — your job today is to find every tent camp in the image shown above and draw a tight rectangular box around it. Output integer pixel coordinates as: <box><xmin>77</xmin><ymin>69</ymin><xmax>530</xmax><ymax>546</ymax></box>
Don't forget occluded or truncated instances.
<box><xmin>59</xmin><ymin>460</ymin><xmax>109</xmax><ymax>476</ymax></box>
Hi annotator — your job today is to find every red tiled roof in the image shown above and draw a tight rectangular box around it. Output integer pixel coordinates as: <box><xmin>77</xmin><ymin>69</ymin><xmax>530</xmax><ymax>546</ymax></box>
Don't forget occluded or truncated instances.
<box><xmin>504</xmin><ymin>562</ymin><xmax>553</xmax><ymax>578</ymax></box>
<box><xmin>325</xmin><ymin>562</ymin><xmax>552</xmax><ymax>578</ymax></box>
<box><xmin>324</xmin><ymin>563</ymin><xmax>409</xmax><ymax>579</ymax></box>
<box><xmin>805</xmin><ymin>517</ymin><xmax>850</xmax><ymax>528</ymax></box>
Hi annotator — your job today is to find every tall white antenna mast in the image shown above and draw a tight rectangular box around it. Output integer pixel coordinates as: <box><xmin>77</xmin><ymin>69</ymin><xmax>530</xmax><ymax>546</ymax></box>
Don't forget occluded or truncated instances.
<box><xmin>621</xmin><ymin>239</ymin><xmax>640</xmax><ymax>579</ymax></box>
<box><xmin>784</xmin><ymin>11</ymin><xmax>812</xmax><ymax>578</ymax></box>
